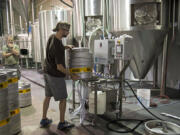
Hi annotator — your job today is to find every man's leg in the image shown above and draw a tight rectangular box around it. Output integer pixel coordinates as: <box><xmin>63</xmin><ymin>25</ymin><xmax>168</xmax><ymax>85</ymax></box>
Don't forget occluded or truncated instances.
<box><xmin>40</xmin><ymin>96</ymin><xmax>52</xmax><ymax>128</ymax></box>
<box><xmin>42</xmin><ymin>96</ymin><xmax>51</xmax><ymax>119</ymax></box>
<box><xmin>40</xmin><ymin>74</ymin><xmax>53</xmax><ymax>127</ymax></box>
<box><xmin>59</xmin><ymin>99</ymin><xmax>66</xmax><ymax>123</ymax></box>
<box><xmin>58</xmin><ymin>98</ymin><xmax>74</xmax><ymax>130</ymax></box>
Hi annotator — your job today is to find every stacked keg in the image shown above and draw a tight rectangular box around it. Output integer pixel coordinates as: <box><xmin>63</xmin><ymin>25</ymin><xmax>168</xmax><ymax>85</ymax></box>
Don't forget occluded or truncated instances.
<box><xmin>7</xmin><ymin>70</ymin><xmax>21</xmax><ymax>134</ymax></box>
<box><xmin>0</xmin><ymin>73</ymin><xmax>10</xmax><ymax>135</ymax></box>
<box><xmin>69</xmin><ymin>48</ymin><xmax>93</xmax><ymax>79</ymax></box>
<box><xmin>19</xmin><ymin>81</ymin><xmax>32</xmax><ymax>108</ymax></box>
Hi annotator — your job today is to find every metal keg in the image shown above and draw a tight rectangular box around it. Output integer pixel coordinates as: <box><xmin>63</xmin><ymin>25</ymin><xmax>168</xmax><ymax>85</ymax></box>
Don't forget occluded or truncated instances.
<box><xmin>145</xmin><ymin>120</ymin><xmax>180</xmax><ymax>135</ymax></box>
<box><xmin>69</xmin><ymin>48</ymin><xmax>93</xmax><ymax>79</ymax></box>
<box><xmin>19</xmin><ymin>81</ymin><xmax>32</xmax><ymax>108</ymax></box>
<box><xmin>9</xmin><ymin>108</ymin><xmax>21</xmax><ymax>135</ymax></box>
<box><xmin>5</xmin><ymin>69</ymin><xmax>21</xmax><ymax>135</ymax></box>
<box><xmin>6</xmin><ymin>70</ymin><xmax>19</xmax><ymax>110</ymax></box>
<box><xmin>0</xmin><ymin>73</ymin><xmax>10</xmax><ymax>135</ymax></box>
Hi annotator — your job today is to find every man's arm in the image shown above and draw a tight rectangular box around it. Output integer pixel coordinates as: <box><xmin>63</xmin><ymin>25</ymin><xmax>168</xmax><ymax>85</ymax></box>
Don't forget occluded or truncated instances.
<box><xmin>57</xmin><ymin>64</ymin><xmax>79</xmax><ymax>80</ymax></box>
<box><xmin>2</xmin><ymin>52</ymin><xmax>12</xmax><ymax>58</ymax></box>
<box><xmin>57</xmin><ymin>64</ymin><xmax>70</xmax><ymax>75</ymax></box>
<box><xmin>2</xmin><ymin>46</ymin><xmax>12</xmax><ymax>58</ymax></box>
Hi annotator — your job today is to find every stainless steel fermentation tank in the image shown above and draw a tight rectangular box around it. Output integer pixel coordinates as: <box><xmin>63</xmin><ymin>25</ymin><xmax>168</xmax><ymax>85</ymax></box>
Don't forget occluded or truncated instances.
<box><xmin>39</xmin><ymin>9</ymin><xmax>72</xmax><ymax>65</ymax></box>
<box><xmin>17</xmin><ymin>34</ymin><xmax>32</xmax><ymax>58</ymax></box>
<box><xmin>108</xmin><ymin>0</ymin><xmax>169</xmax><ymax>79</ymax></box>
<box><xmin>85</xmin><ymin>0</ymin><xmax>103</xmax><ymax>16</ymax></box>
<box><xmin>32</xmin><ymin>22</ymin><xmax>41</xmax><ymax>63</ymax></box>
<box><xmin>73</xmin><ymin>0</ymin><xmax>169</xmax><ymax>79</ymax></box>
<box><xmin>73</xmin><ymin>0</ymin><xmax>84</xmax><ymax>38</ymax></box>
<box><xmin>73</xmin><ymin>0</ymin><xmax>103</xmax><ymax>39</ymax></box>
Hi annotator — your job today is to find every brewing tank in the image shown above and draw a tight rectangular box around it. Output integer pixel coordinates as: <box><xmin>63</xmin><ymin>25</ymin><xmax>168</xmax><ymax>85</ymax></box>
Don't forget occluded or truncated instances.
<box><xmin>16</xmin><ymin>34</ymin><xmax>32</xmax><ymax>58</ymax></box>
<box><xmin>108</xmin><ymin>0</ymin><xmax>169</xmax><ymax>79</ymax></box>
<box><xmin>73</xmin><ymin>0</ymin><xmax>103</xmax><ymax>39</ymax></box>
<box><xmin>39</xmin><ymin>9</ymin><xmax>72</xmax><ymax>64</ymax></box>
<box><xmin>73</xmin><ymin>0</ymin><xmax>84</xmax><ymax>38</ymax></box>
<box><xmin>32</xmin><ymin>22</ymin><xmax>41</xmax><ymax>63</ymax></box>
<box><xmin>85</xmin><ymin>0</ymin><xmax>103</xmax><ymax>17</ymax></box>
<box><xmin>108</xmin><ymin>0</ymin><xmax>168</xmax><ymax>32</ymax></box>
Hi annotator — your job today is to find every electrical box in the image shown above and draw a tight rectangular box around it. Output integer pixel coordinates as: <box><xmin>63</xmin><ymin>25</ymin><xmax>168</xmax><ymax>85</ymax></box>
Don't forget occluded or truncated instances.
<box><xmin>94</xmin><ymin>39</ymin><xmax>115</xmax><ymax>65</ymax></box>
<box><xmin>114</xmin><ymin>37</ymin><xmax>133</xmax><ymax>60</ymax></box>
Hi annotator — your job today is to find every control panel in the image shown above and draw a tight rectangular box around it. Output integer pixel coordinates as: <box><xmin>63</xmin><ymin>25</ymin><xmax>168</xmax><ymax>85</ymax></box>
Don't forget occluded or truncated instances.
<box><xmin>94</xmin><ymin>40</ymin><xmax>115</xmax><ymax>65</ymax></box>
<box><xmin>94</xmin><ymin>35</ymin><xmax>133</xmax><ymax>65</ymax></box>
<box><xmin>114</xmin><ymin>38</ymin><xmax>132</xmax><ymax>60</ymax></box>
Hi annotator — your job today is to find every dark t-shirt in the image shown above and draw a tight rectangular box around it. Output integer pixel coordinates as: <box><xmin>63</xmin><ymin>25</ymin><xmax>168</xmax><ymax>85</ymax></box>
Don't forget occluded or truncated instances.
<box><xmin>44</xmin><ymin>35</ymin><xmax>66</xmax><ymax>77</ymax></box>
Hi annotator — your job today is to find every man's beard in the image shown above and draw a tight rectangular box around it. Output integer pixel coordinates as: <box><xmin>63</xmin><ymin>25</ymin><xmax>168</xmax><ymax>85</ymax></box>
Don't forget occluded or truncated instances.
<box><xmin>62</xmin><ymin>34</ymin><xmax>67</xmax><ymax>38</ymax></box>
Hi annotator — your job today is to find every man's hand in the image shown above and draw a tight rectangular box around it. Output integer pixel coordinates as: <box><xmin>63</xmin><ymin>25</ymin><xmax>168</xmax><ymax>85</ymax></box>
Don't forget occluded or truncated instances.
<box><xmin>57</xmin><ymin>64</ymin><xmax>79</xmax><ymax>80</ymax></box>
<box><xmin>71</xmin><ymin>74</ymin><xmax>79</xmax><ymax>81</ymax></box>
<box><xmin>65</xmin><ymin>45</ymin><xmax>74</xmax><ymax>49</ymax></box>
<box><xmin>11</xmin><ymin>49</ymin><xmax>19</xmax><ymax>56</ymax></box>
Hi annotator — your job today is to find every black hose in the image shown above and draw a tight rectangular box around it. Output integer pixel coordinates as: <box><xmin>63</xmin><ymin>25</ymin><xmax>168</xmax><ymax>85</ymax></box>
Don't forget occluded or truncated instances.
<box><xmin>106</xmin><ymin>80</ymin><xmax>163</xmax><ymax>133</ymax></box>
<box><xmin>22</xmin><ymin>74</ymin><xmax>45</xmax><ymax>88</ymax></box>
<box><xmin>107</xmin><ymin>119</ymin><xmax>145</xmax><ymax>133</ymax></box>
<box><xmin>59</xmin><ymin>0</ymin><xmax>73</xmax><ymax>8</ymax></box>
<box><xmin>124</xmin><ymin>81</ymin><xmax>162</xmax><ymax>120</ymax></box>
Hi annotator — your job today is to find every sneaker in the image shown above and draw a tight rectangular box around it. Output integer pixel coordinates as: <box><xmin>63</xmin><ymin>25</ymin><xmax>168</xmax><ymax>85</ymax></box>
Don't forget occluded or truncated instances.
<box><xmin>40</xmin><ymin>118</ymin><xmax>53</xmax><ymax>128</ymax></box>
<box><xmin>57</xmin><ymin>121</ymin><xmax>74</xmax><ymax>130</ymax></box>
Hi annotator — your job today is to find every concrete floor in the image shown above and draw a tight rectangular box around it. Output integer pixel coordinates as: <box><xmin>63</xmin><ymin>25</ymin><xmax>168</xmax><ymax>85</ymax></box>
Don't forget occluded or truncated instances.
<box><xmin>17</xmin><ymin>69</ymin><xmax>180</xmax><ymax>135</ymax></box>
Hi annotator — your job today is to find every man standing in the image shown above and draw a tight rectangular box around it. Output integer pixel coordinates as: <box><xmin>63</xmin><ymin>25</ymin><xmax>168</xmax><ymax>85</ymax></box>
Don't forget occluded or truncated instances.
<box><xmin>2</xmin><ymin>36</ymin><xmax>20</xmax><ymax>77</ymax></box>
<box><xmin>40</xmin><ymin>22</ymin><xmax>78</xmax><ymax>130</ymax></box>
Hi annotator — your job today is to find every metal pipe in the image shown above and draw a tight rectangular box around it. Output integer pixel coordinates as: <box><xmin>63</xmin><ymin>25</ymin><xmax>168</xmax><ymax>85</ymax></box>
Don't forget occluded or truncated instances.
<box><xmin>0</xmin><ymin>10</ymin><xmax>4</xmax><ymax>36</ymax></box>
<box><xmin>72</xmin><ymin>81</ymin><xmax>75</xmax><ymax>109</ymax></box>
<box><xmin>160</xmin><ymin>34</ymin><xmax>168</xmax><ymax>96</ymax></box>
<box><xmin>161</xmin><ymin>113</ymin><xmax>180</xmax><ymax>120</ymax></box>
<box><xmin>178</xmin><ymin>0</ymin><xmax>180</xmax><ymax>30</ymax></box>
<box><xmin>82</xmin><ymin>0</ymin><xmax>86</xmax><ymax>47</ymax></box>
<box><xmin>105</xmin><ymin>0</ymin><xmax>109</xmax><ymax>32</ymax></box>
<box><xmin>9</xmin><ymin>0</ymin><xmax>15</xmax><ymax>35</ymax></box>
<box><xmin>168</xmin><ymin>0</ymin><xmax>171</xmax><ymax>27</ymax></box>
<box><xmin>19</xmin><ymin>16</ymin><xmax>23</xmax><ymax>33</ymax></box>
<box><xmin>153</xmin><ymin>60</ymin><xmax>158</xmax><ymax>88</ymax></box>
<box><xmin>31</xmin><ymin>0</ymin><xmax>35</xmax><ymax>24</ymax></box>
<box><xmin>173</xmin><ymin>0</ymin><xmax>176</xmax><ymax>37</ymax></box>
<box><xmin>160</xmin><ymin>0</ymin><xmax>176</xmax><ymax>95</ymax></box>
<box><xmin>94</xmin><ymin>83</ymin><xmax>97</xmax><ymax>115</ymax></box>
<box><xmin>6</xmin><ymin>0</ymin><xmax>10</xmax><ymax>34</ymax></box>
<box><xmin>116</xmin><ymin>60</ymin><xmax>124</xmax><ymax>119</ymax></box>
<box><xmin>103</xmin><ymin>0</ymin><xmax>105</xmax><ymax>38</ymax></box>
